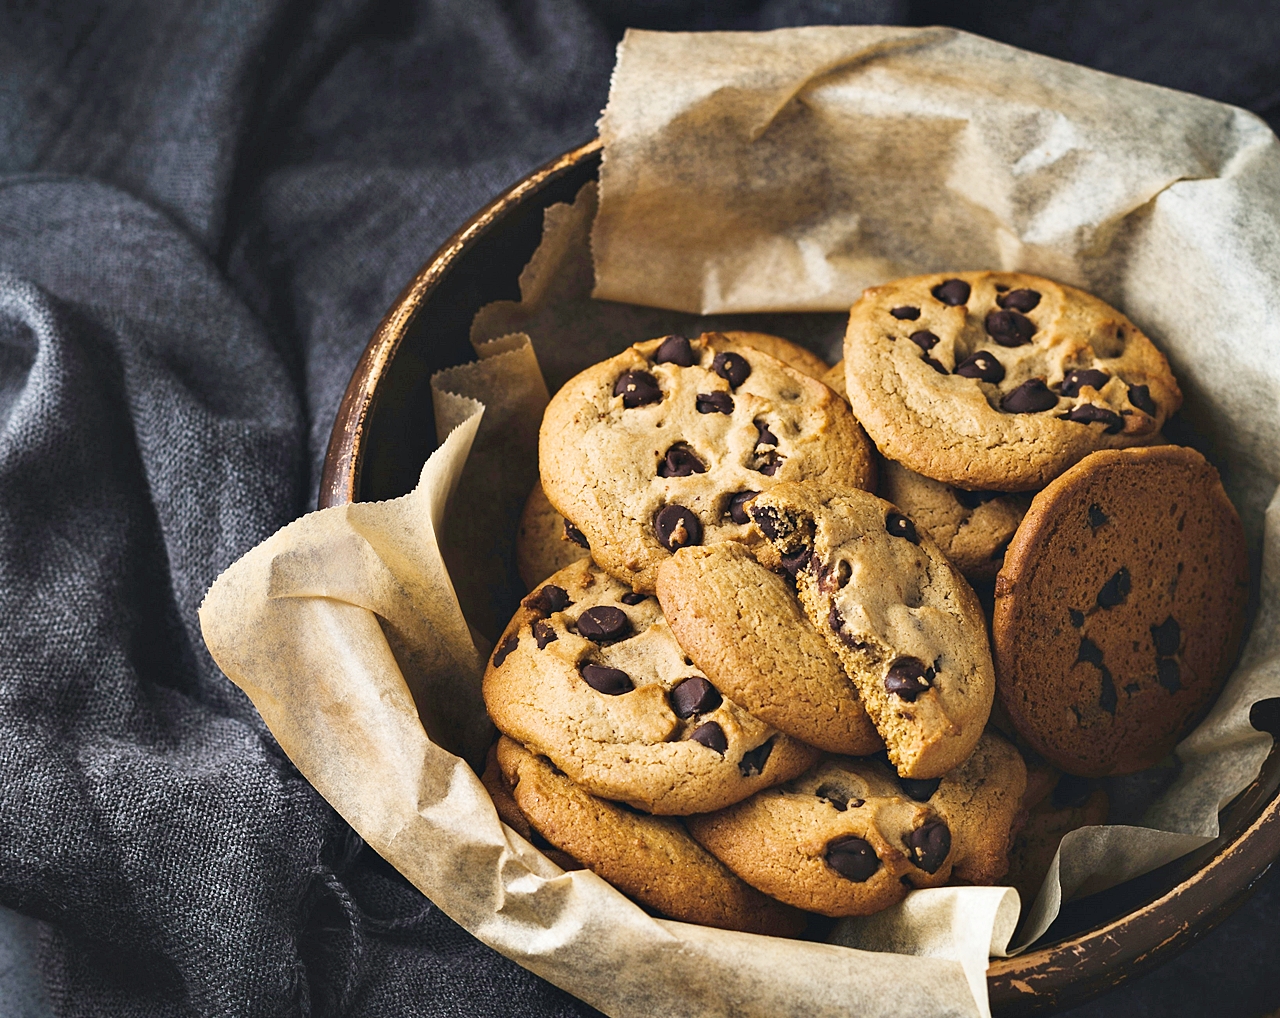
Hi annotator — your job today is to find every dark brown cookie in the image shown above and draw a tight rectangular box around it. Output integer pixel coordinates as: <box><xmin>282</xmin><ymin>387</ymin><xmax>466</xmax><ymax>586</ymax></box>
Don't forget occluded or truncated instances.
<box><xmin>994</xmin><ymin>445</ymin><xmax>1248</xmax><ymax>776</ymax></box>
<box><xmin>1005</xmin><ymin>781</ymin><xmax>1109</xmax><ymax>908</ymax></box>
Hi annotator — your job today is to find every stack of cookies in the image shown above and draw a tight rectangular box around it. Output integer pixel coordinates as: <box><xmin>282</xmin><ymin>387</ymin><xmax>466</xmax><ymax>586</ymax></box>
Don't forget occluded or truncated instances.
<box><xmin>484</xmin><ymin>273</ymin><xmax>1248</xmax><ymax>935</ymax></box>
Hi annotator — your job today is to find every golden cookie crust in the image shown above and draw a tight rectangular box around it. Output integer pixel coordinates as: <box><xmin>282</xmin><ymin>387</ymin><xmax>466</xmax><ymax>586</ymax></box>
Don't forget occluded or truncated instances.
<box><xmin>515</xmin><ymin>481</ymin><xmax>591</xmax><ymax>590</ymax></box>
<box><xmin>843</xmin><ymin>272</ymin><xmax>1182</xmax><ymax>491</ymax></box>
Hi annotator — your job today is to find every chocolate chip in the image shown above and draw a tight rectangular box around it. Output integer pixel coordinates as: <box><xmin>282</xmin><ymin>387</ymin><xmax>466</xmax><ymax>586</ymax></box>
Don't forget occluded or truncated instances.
<box><xmin>1060</xmin><ymin>368</ymin><xmax>1110</xmax><ymax>397</ymax></box>
<box><xmin>1151</xmin><ymin>616</ymin><xmax>1181</xmax><ymax>656</ymax></box>
<box><xmin>1099</xmin><ymin>669</ymin><xmax>1118</xmax><ymax>714</ymax></box>
<box><xmin>669</xmin><ymin>676</ymin><xmax>722</xmax><ymax>718</ymax></box>
<box><xmin>1069</xmin><ymin>609</ymin><xmax>1085</xmax><ymax>628</ymax></box>
<box><xmin>885</xmin><ymin>657</ymin><xmax>933</xmax><ymax>701</ymax></box>
<box><xmin>997</xmin><ymin>288</ymin><xmax>1041</xmax><ymax>312</ymax></box>
<box><xmin>815</xmin><ymin>783</ymin><xmax>851</xmax><ymax>810</ymax></box>
<box><xmin>886</xmin><ymin>511</ymin><xmax>919</xmax><ymax>543</ymax></box>
<box><xmin>696</xmin><ymin>391</ymin><xmax>734</xmax><ymax>415</ymax></box>
<box><xmin>580</xmin><ymin>663</ymin><xmax>634</xmax><ymax>695</ymax></box>
<box><xmin>755</xmin><ymin>452</ymin><xmax>782</xmax><ymax>476</ymax></box>
<box><xmin>563</xmin><ymin>520</ymin><xmax>589</xmax><ymax>548</ymax></box>
<box><xmin>577</xmin><ymin>605</ymin><xmax>631</xmax><ymax>642</ymax></box>
<box><xmin>780</xmin><ymin>547</ymin><xmax>812</xmax><ymax>577</ymax></box>
<box><xmin>1129</xmin><ymin>383</ymin><xmax>1157</xmax><ymax>416</ymax></box>
<box><xmin>891</xmin><ymin>306</ymin><xmax>921</xmax><ymax>320</ymax></box>
<box><xmin>492</xmin><ymin>634</ymin><xmax>518</xmax><ymax>668</ymax></box>
<box><xmin>1077</xmin><ymin>636</ymin><xmax>1105</xmax><ymax>668</ymax></box>
<box><xmin>755</xmin><ymin>420</ymin><xmax>778</xmax><ymax>447</ymax></box>
<box><xmin>909</xmin><ymin>330</ymin><xmax>939</xmax><ymax>351</ymax></box>
<box><xmin>727</xmin><ymin>491</ymin><xmax>758</xmax><ymax>525</ymax></box>
<box><xmin>613</xmin><ymin>370</ymin><xmax>662</xmax><ymax>408</ymax></box>
<box><xmin>1087</xmin><ymin>504</ymin><xmax>1109</xmax><ymax>531</ymax></box>
<box><xmin>738</xmin><ymin>739</ymin><xmax>774</xmax><ymax>777</ymax></box>
<box><xmin>906</xmin><ymin>821</ymin><xmax>951</xmax><ymax>874</ymax></box>
<box><xmin>523</xmin><ymin>584</ymin><xmax>571</xmax><ymax>616</ymax></box>
<box><xmin>657</xmin><ymin>443</ymin><xmax>707</xmax><ymax>478</ymax></box>
<box><xmin>620</xmin><ymin>592</ymin><xmax>648</xmax><ymax>606</ymax></box>
<box><xmin>690</xmin><ymin>721</ymin><xmax>728</xmax><ymax>753</ymax></box>
<box><xmin>954</xmin><ymin>350</ymin><xmax>1005</xmax><ymax>383</ymax></box>
<box><xmin>1097</xmin><ymin>567</ymin><xmax>1131</xmax><ymax>609</ymax></box>
<box><xmin>712</xmin><ymin>351</ymin><xmax>751</xmax><ymax>387</ymax></box>
<box><xmin>923</xmin><ymin>355</ymin><xmax>948</xmax><ymax>375</ymax></box>
<box><xmin>1053</xmin><ymin>774</ymin><xmax>1094</xmax><ymax>809</ymax></box>
<box><xmin>1002</xmin><ymin>378</ymin><xmax>1059</xmax><ymax>413</ymax></box>
<box><xmin>825</xmin><ymin>836</ymin><xmax>880</xmax><ymax>881</ymax></box>
<box><xmin>954</xmin><ymin>488</ymin><xmax>1000</xmax><ymax>510</ymax></box>
<box><xmin>654</xmin><ymin>505</ymin><xmax>702</xmax><ymax>552</ymax></box>
<box><xmin>532</xmin><ymin>619</ymin><xmax>557</xmax><ymax>650</ymax></box>
<box><xmin>899</xmin><ymin>777</ymin><xmax>941</xmax><ymax>802</ymax></box>
<box><xmin>1065</xmin><ymin>404</ymin><xmax>1125</xmax><ymax>433</ymax></box>
<box><xmin>750</xmin><ymin>505</ymin><xmax>782</xmax><ymax>540</ymax></box>
<box><xmin>932</xmin><ymin>279</ymin><xmax>971</xmax><ymax>306</ymax></box>
<box><xmin>654</xmin><ymin>335</ymin><xmax>696</xmax><ymax>367</ymax></box>
<box><xmin>1157</xmin><ymin>657</ymin><xmax>1182</xmax><ymax>693</ymax></box>
<box><xmin>985</xmin><ymin>309</ymin><xmax>1036</xmax><ymax>347</ymax></box>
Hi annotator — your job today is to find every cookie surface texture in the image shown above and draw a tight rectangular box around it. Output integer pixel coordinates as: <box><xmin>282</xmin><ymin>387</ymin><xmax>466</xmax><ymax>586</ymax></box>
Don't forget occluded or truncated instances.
<box><xmin>994</xmin><ymin>445</ymin><xmax>1248</xmax><ymax>776</ymax></box>
<box><xmin>539</xmin><ymin>332</ymin><xmax>875</xmax><ymax>593</ymax></box>
<box><xmin>494</xmin><ymin>737</ymin><xmax>809</xmax><ymax>936</ymax></box>
<box><xmin>879</xmin><ymin>460</ymin><xmax>1031</xmax><ymax>582</ymax></box>
<box><xmin>843</xmin><ymin>272</ymin><xmax>1182</xmax><ymax>491</ymax></box>
<box><xmin>719</xmin><ymin>330</ymin><xmax>830</xmax><ymax>380</ymax></box>
<box><xmin>516</xmin><ymin>481</ymin><xmax>591</xmax><ymax>589</ymax></box>
<box><xmin>656</xmin><ymin>543</ymin><xmax>882</xmax><ymax>755</ymax></box>
<box><xmin>686</xmin><ymin>756</ymin><xmax>955</xmax><ymax>916</ymax></box>
<box><xmin>483</xmin><ymin>559</ymin><xmax>820</xmax><ymax>814</ymax></box>
<box><xmin>749</xmin><ymin>483</ymin><xmax>994</xmax><ymax>778</ymax></box>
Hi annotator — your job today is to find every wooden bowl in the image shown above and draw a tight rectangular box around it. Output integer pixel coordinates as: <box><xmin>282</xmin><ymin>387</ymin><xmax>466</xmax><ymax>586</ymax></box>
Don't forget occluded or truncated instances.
<box><xmin>320</xmin><ymin>138</ymin><xmax>1280</xmax><ymax>1015</ymax></box>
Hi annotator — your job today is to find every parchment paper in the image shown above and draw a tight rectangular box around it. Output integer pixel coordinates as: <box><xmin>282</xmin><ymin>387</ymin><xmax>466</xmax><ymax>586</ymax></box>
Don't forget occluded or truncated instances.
<box><xmin>201</xmin><ymin>25</ymin><xmax>1280</xmax><ymax>1018</ymax></box>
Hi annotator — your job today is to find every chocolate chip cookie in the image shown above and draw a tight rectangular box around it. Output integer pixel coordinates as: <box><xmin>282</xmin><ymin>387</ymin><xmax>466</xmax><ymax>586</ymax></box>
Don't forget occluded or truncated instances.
<box><xmin>656</xmin><ymin>542</ymin><xmax>883</xmax><ymax>756</ymax></box>
<box><xmin>994</xmin><ymin>445</ymin><xmax>1248</xmax><ymax>776</ymax></box>
<box><xmin>480</xmin><ymin>741</ymin><xmax>582</xmax><ymax>872</ymax></box>
<box><xmin>492</xmin><ymin>737</ymin><xmax>809</xmax><ymax>935</ymax></box>
<box><xmin>516</xmin><ymin>481</ymin><xmax>591</xmax><ymax>589</ymax></box>
<box><xmin>686</xmin><ymin>756</ymin><xmax>955</xmax><ymax>916</ymax></box>
<box><xmin>483</xmin><ymin>559</ymin><xmax>820</xmax><ymax>814</ymax></box>
<box><xmin>1005</xmin><ymin>776</ymin><xmax>1109</xmax><ymax>907</ymax></box>
<box><xmin>879</xmin><ymin>460</ymin><xmax>1031</xmax><ymax>582</ymax></box>
<box><xmin>539</xmin><ymin>333</ymin><xmax>875</xmax><ymax>593</ymax></box>
<box><xmin>748</xmin><ymin>483</ymin><xmax>995</xmax><ymax>778</ymax></box>
<box><xmin>843</xmin><ymin>272</ymin><xmax>1182</xmax><ymax>491</ymax></box>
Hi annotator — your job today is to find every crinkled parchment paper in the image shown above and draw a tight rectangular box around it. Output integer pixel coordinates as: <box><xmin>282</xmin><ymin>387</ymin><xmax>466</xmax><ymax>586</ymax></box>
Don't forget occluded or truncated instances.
<box><xmin>201</xmin><ymin>25</ymin><xmax>1280</xmax><ymax>1018</ymax></box>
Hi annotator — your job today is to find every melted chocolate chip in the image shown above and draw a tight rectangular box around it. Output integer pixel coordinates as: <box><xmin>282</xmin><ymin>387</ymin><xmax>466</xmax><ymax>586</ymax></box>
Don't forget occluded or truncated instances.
<box><xmin>563</xmin><ymin>520</ymin><xmax>589</xmax><ymax>548</ymax></box>
<box><xmin>755</xmin><ymin>452</ymin><xmax>782</xmax><ymax>476</ymax></box>
<box><xmin>899</xmin><ymin>777</ymin><xmax>941</xmax><ymax>802</ymax></box>
<box><xmin>1087</xmin><ymin>504</ymin><xmax>1109</xmax><ymax>531</ymax></box>
<box><xmin>886</xmin><ymin>511</ymin><xmax>919</xmax><ymax>543</ymax></box>
<box><xmin>932</xmin><ymin>279</ymin><xmax>971</xmax><ymax>306</ymax></box>
<box><xmin>1076</xmin><ymin>638</ymin><xmax>1116</xmax><ymax>714</ymax></box>
<box><xmin>1065</xmin><ymin>404</ymin><xmax>1125</xmax><ymax>433</ymax></box>
<box><xmin>669</xmin><ymin>676</ymin><xmax>722</xmax><ymax>718</ymax></box>
<box><xmin>657</xmin><ymin>443</ymin><xmax>707</xmax><ymax>478</ymax></box>
<box><xmin>906</xmin><ymin>821</ymin><xmax>951</xmax><ymax>874</ymax></box>
<box><xmin>825</xmin><ymin>836</ymin><xmax>880</xmax><ymax>881</ymax></box>
<box><xmin>1053</xmin><ymin>774</ymin><xmax>1094</xmax><ymax>809</ymax></box>
<box><xmin>620</xmin><ymin>592</ymin><xmax>648</xmax><ymax>606</ymax></box>
<box><xmin>577</xmin><ymin>605</ymin><xmax>632</xmax><ymax>642</ymax></box>
<box><xmin>1157</xmin><ymin>657</ymin><xmax>1182</xmax><ymax>693</ymax></box>
<box><xmin>738</xmin><ymin>739</ymin><xmax>774</xmax><ymax>777</ymax></box>
<box><xmin>750</xmin><ymin>505</ymin><xmax>782</xmax><ymax>540</ymax></box>
<box><xmin>1099</xmin><ymin>669</ymin><xmax>1118</xmax><ymax>714</ymax></box>
<box><xmin>654</xmin><ymin>505</ymin><xmax>702</xmax><ymax>551</ymax></box>
<box><xmin>690</xmin><ymin>721</ymin><xmax>728</xmax><ymax>753</ymax></box>
<box><xmin>780</xmin><ymin>547</ymin><xmax>812</xmax><ymax>577</ymax></box>
<box><xmin>695</xmin><ymin>391</ymin><xmax>734</xmax><ymax>415</ymax></box>
<box><xmin>997</xmin><ymin>288</ymin><xmax>1041</xmax><ymax>312</ymax></box>
<box><xmin>492</xmin><ymin>634</ymin><xmax>518</xmax><ymax>668</ymax></box>
<box><xmin>712</xmin><ymin>351</ymin><xmax>751</xmax><ymax>387</ymax></box>
<box><xmin>1151</xmin><ymin>616</ymin><xmax>1181</xmax><ymax>656</ymax></box>
<box><xmin>891</xmin><ymin>306</ymin><xmax>921</xmax><ymax>320</ymax></box>
<box><xmin>1069</xmin><ymin>609</ymin><xmax>1085</xmax><ymax>628</ymax></box>
<box><xmin>532</xmin><ymin>619</ymin><xmax>557</xmax><ymax>650</ymax></box>
<box><xmin>1002</xmin><ymin>378</ymin><xmax>1058</xmax><ymax>413</ymax></box>
<box><xmin>955</xmin><ymin>350</ymin><xmax>1005</xmax><ymax>383</ymax></box>
<box><xmin>755</xmin><ymin>420</ymin><xmax>778</xmax><ymax>447</ymax></box>
<box><xmin>909</xmin><ymin>330</ymin><xmax>939</xmax><ymax>351</ymax></box>
<box><xmin>985</xmin><ymin>309</ymin><xmax>1036</xmax><ymax>347</ymax></box>
<box><xmin>580</xmin><ymin>663</ymin><xmax>634</xmax><ymax>695</ymax></box>
<box><xmin>954</xmin><ymin>488</ymin><xmax>1001</xmax><ymax>510</ymax></box>
<box><xmin>1097</xmin><ymin>567</ymin><xmax>1131</xmax><ymax>609</ymax></box>
<box><xmin>815</xmin><ymin>783</ymin><xmax>851</xmax><ymax>810</ymax></box>
<box><xmin>1060</xmin><ymin>368</ymin><xmax>1110</xmax><ymax>397</ymax></box>
<box><xmin>885</xmin><ymin>657</ymin><xmax>933</xmax><ymax>701</ymax></box>
<box><xmin>1128</xmin><ymin>383</ymin><xmax>1157</xmax><ymax>416</ymax></box>
<box><xmin>523</xmin><ymin>584</ymin><xmax>571</xmax><ymax>616</ymax></box>
<box><xmin>613</xmin><ymin>370</ymin><xmax>661</xmax><ymax>408</ymax></box>
<box><xmin>1077</xmin><ymin>636</ymin><xmax>1105</xmax><ymax>668</ymax></box>
<box><xmin>654</xmin><ymin>335</ymin><xmax>696</xmax><ymax>367</ymax></box>
<box><xmin>727</xmin><ymin>491</ymin><xmax>758</xmax><ymax>525</ymax></box>
<box><xmin>924</xmin><ymin>355</ymin><xmax>948</xmax><ymax>375</ymax></box>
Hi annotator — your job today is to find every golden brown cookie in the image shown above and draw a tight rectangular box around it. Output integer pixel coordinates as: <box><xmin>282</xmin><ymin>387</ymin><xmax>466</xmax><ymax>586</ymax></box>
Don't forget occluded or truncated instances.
<box><xmin>539</xmin><ymin>332</ymin><xmax>875</xmax><ymax>593</ymax></box>
<box><xmin>994</xmin><ymin>445</ymin><xmax>1249</xmax><ymax>776</ymax></box>
<box><xmin>480</xmin><ymin>741</ymin><xmax>582</xmax><ymax>872</ymax></box>
<box><xmin>747</xmin><ymin>483</ymin><xmax>995</xmax><ymax>778</ymax></box>
<box><xmin>516</xmin><ymin>481</ymin><xmax>592</xmax><ymax>589</ymax></box>
<box><xmin>483</xmin><ymin>559</ymin><xmax>820</xmax><ymax>814</ymax></box>
<box><xmin>1005</xmin><ymin>779</ymin><xmax>1109</xmax><ymax>908</ymax></box>
<box><xmin>843</xmin><ymin>272</ymin><xmax>1182</xmax><ymax>491</ymax></box>
<box><xmin>656</xmin><ymin>542</ymin><xmax>882</xmax><ymax>755</ymax></box>
<box><xmin>686</xmin><ymin>756</ymin><xmax>954</xmax><ymax>917</ymax></box>
<box><xmin>494</xmin><ymin>736</ymin><xmax>809</xmax><ymax>935</ymax></box>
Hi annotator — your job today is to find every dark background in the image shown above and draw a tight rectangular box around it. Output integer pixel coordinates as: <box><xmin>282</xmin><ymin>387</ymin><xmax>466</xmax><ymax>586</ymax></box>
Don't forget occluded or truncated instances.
<box><xmin>0</xmin><ymin>1</ymin><xmax>1277</xmax><ymax>1016</ymax></box>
